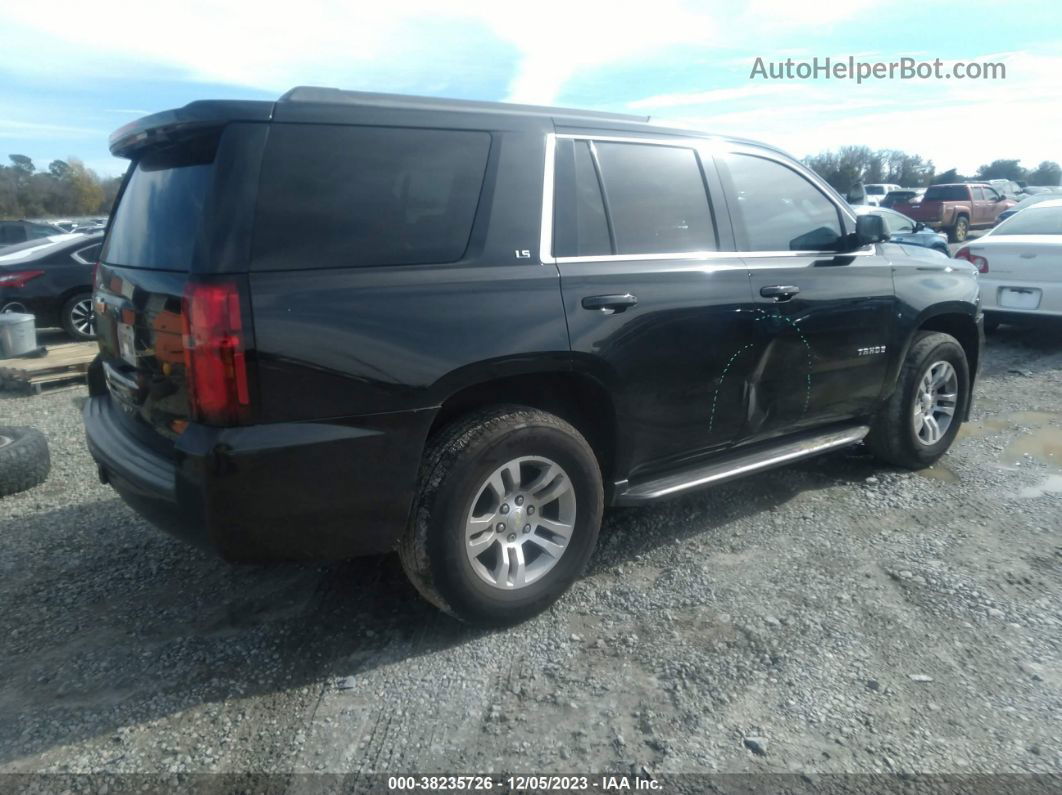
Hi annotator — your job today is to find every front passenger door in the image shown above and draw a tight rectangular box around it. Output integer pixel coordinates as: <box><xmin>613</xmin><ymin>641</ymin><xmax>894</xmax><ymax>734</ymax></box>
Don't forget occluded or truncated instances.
<box><xmin>716</xmin><ymin>149</ymin><xmax>896</xmax><ymax>442</ymax></box>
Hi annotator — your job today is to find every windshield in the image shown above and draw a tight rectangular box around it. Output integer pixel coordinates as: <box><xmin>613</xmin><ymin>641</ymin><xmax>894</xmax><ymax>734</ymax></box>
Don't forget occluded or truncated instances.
<box><xmin>866</xmin><ymin>186</ymin><xmax>885</xmax><ymax>194</ymax></box>
<box><xmin>993</xmin><ymin>206</ymin><xmax>1062</xmax><ymax>235</ymax></box>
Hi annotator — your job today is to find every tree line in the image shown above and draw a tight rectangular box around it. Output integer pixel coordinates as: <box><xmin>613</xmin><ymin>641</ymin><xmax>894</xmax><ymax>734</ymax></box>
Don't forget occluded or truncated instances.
<box><xmin>802</xmin><ymin>146</ymin><xmax>1062</xmax><ymax>193</ymax></box>
<box><xmin>0</xmin><ymin>154</ymin><xmax>123</xmax><ymax>219</ymax></box>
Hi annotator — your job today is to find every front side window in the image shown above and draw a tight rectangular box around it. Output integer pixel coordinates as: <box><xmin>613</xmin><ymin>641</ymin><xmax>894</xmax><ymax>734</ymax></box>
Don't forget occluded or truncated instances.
<box><xmin>723</xmin><ymin>153</ymin><xmax>843</xmax><ymax>251</ymax></box>
<box><xmin>882</xmin><ymin>211</ymin><xmax>913</xmax><ymax>235</ymax></box>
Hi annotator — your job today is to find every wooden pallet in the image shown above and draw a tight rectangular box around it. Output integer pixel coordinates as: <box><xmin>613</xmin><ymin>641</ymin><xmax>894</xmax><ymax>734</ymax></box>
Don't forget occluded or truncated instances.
<box><xmin>0</xmin><ymin>341</ymin><xmax>96</xmax><ymax>394</ymax></box>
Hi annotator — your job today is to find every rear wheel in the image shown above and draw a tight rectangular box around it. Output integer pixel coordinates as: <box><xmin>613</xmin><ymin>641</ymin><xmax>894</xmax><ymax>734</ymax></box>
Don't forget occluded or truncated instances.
<box><xmin>61</xmin><ymin>292</ymin><xmax>96</xmax><ymax>341</ymax></box>
<box><xmin>948</xmin><ymin>215</ymin><xmax>969</xmax><ymax>243</ymax></box>
<box><xmin>399</xmin><ymin>406</ymin><xmax>603</xmax><ymax>626</ymax></box>
<box><xmin>867</xmin><ymin>331</ymin><xmax>970</xmax><ymax>469</ymax></box>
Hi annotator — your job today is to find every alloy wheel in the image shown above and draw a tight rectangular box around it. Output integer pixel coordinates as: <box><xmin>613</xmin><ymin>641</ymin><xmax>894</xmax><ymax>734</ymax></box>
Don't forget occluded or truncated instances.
<box><xmin>70</xmin><ymin>298</ymin><xmax>94</xmax><ymax>337</ymax></box>
<box><xmin>464</xmin><ymin>456</ymin><xmax>576</xmax><ymax>590</ymax></box>
<box><xmin>913</xmin><ymin>360</ymin><xmax>958</xmax><ymax>445</ymax></box>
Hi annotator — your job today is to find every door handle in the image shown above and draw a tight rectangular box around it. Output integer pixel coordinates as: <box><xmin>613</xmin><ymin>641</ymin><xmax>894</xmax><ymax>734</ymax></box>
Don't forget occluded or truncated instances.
<box><xmin>759</xmin><ymin>285</ymin><xmax>800</xmax><ymax>301</ymax></box>
<box><xmin>581</xmin><ymin>293</ymin><xmax>638</xmax><ymax>314</ymax></box>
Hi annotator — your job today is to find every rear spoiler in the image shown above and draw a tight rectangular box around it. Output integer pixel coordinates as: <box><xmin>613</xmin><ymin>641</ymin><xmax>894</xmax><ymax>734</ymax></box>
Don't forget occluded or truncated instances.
<box><xmin>109</xmin><ymin>100</ymin><xmax>274</xmax><ymax>158</ymax></box>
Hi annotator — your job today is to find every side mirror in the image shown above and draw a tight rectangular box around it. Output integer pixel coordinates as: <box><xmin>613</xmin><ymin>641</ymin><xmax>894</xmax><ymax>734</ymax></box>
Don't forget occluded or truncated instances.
<box><xmin>854</xmin><ymin>213</ymin><xmax>888</xmax><ymax>246</ymax></box>
<box><xmin>913</xmin><ymin>221</ymin><xmax>926</xmax><ymax>232</ymax></box>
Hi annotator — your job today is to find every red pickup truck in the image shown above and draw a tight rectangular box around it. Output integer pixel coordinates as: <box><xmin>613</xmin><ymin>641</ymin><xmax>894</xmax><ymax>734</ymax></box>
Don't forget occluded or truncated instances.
<box><xmin>894</xmin><ymin>183</ymin><xmax>1016</xmax><ymax>242</ymax></box>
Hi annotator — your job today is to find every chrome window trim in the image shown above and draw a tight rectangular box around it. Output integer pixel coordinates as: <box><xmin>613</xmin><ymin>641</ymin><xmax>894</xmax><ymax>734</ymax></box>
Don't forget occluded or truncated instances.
<box><xmin>539</xmin><ymin>133</ymin><xmax>557</xmax><ymax>264</ymax></box>
<box><xmin>539</xmin><ymin>132</ymin><xmax>873</xmax><ymax>265</ymax></box>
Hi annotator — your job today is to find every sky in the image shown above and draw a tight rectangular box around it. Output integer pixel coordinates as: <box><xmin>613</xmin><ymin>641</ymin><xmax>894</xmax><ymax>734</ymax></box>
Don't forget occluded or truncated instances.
<box><xmin>1</xmin><ymin>0</ymin><xmax>1060</xmax><ymax>179</ymax></box>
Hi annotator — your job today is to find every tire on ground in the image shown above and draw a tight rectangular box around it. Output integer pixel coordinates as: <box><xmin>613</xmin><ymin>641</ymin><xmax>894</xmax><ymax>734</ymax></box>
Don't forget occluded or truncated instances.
<box><xmin>867</xmin><ymin>331</ymin><xmax>970</xmax><ymax>470</ymax></box>
<box><xmin>398</xmin><ymin>405</ymin><xmax>603</xmax><ymax>626</ymax></box>
<box><xmin>0</xmin><ymin>426</ymin><xmax>50</xmax><ymax>497</ymax></box>
<box><xmin>948</xmin><ymin>216</ymin><xmax>969</xmax><ymax>243</ymax></box>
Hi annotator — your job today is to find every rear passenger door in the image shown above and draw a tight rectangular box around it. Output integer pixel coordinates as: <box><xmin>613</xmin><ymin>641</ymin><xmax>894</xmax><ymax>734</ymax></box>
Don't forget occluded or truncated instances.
<box><xmin>549</xmin><ymin>133</ymin><xmax>756</xmax><ymax>478</ymax></box>
<box><xmin>715</xmin><ymin>148</ymin><xmax>895</xmax><ymax>442</ymax></box>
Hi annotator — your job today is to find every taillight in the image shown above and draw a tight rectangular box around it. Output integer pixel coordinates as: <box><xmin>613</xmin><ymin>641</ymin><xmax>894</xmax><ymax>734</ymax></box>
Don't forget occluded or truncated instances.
<box><xmin>0</xmin><ymin>269</ymin><xmax>45</xmax><ymax>288</ymax></box>
<box><xmin>955</xmin><ymin>247</ymin><xmax>988</xmax><ymax>272</ymax></box>
<box><xmin>181</xmin><ymin>281</ymin><xmax>250</xmax><ymax>425</ymax></box>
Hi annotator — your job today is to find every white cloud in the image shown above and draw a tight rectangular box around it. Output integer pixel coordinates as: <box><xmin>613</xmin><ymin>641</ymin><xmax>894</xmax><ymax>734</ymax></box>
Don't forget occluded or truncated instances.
<box><xmin>0</xmin><ymin>120</ymin><xmax>105</xmax><ymax>139</ymax></box>
<box><xmin>630</xmin><ymin>83</ymin><xmax>799</xmax><ymax>109</ymax></box>
<box><xmin>0</xmin><ymin>0</ymin><xmax>887</xmax><ymax>104</ymax></box>
<box><xmin>659</xmin><ymin>50</ymin><xmax>1062</xmax><ymax>173</ymax></box>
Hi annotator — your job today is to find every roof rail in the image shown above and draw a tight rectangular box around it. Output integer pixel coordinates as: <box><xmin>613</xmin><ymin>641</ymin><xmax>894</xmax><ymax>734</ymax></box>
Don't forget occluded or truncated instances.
<box><xmin>278</xmin><ymin>86</ymin><xmax>650</xmax><ymax>124</ymax></box>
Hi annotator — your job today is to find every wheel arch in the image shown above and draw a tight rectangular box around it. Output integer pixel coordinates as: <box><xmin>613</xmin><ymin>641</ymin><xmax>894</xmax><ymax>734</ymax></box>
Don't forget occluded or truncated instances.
<box><xmin>427</xmin><ymin>369</ymin><xmax>620</xmax><ymax>493</ymax></box>
<box><xmin>892</xmin><ymin>309</ymin><xmax>981</xmax><ymax>421</ymax></box>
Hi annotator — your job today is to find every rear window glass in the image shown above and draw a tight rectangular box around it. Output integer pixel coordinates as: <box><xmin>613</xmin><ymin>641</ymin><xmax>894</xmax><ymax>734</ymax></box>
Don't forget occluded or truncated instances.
<box><xmin>102</xmin><ymin>136</ymin><xmax>217</xmax><ymax>270</ymax></box>
<box><xmin>993</xmin><ymin>206</ymin><xmax>1062</xmax><ymax>235</ymax></box>
<box><xmin>923</xmin><ymin>186</ymin><xmax>969</xmax><ymax>201</ymax></box>
<box><xmin>252</xmin><ymin>125</ymin><xmax>491</xmax><ymax>270</ymax></box>
<box><xmin>593</xmin><ymin>141</ymin><xmax>716</xmax><ymax>255</ymax></box>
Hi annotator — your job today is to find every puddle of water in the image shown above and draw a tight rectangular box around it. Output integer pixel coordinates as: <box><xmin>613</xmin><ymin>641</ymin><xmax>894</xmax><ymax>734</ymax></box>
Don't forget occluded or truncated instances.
<box><xmin>1020</xmin><ymin>474</ymin><xmax>1062</xmax><ymax>498</ymax></box>
<box><xmin>959</xmin><ymin>411</ymin><xmax>1061</xmax><ymax>440</ymax></box>
<box><xmin>917</xmin><ymin>464</ymin><xmax>960</xmax><ymax>483</ymax></box>
<box><xmin>1003</xmin><ymin>428</ymin><xmax>1062</xmax><ymax>470</ymax></box>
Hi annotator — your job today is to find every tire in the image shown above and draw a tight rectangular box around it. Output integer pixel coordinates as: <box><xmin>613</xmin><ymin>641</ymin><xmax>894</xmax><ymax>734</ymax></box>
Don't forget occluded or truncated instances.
<box><xmin>983</xmin><ymin>314</ymin><xmax>1001</xmax><ymax>333</ymax></box>
<box><xmin>948</xmin><ymin>215</ymin><xmax>969</xmax><ymax>243</ymax></box>
<box><xmin>0</xmin><ymin>426</ymin><xmax>50</xmax><ymax>497</ymax></box>
<box><xmin>867</xmin><ymin>332</ymin><xmax>970</xmax><ymax>469</ymax></box>
<box><xmin>398</xmin><ymin>406</ymin><xmax>603</xmax><ymax>626</ymax></box>
<box><xmin>61</xmin><ymin>292</ymin><xmax>96</xmax><ymax>341</ymax></box>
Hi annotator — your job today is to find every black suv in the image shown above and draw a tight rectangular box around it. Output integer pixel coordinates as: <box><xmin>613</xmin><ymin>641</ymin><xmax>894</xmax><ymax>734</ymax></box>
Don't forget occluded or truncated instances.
<box><xmin>83</xmin><ymin>88</ymin><xmax>982</xmax><ymax>625</ymax></box>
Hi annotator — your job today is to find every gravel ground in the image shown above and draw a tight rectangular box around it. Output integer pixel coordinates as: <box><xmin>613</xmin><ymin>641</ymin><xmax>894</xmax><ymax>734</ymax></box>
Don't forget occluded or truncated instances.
<box><xmin>0</xmin><ymin>322</ymin><xmax>1059</xmax><ymax>783</ymax></box>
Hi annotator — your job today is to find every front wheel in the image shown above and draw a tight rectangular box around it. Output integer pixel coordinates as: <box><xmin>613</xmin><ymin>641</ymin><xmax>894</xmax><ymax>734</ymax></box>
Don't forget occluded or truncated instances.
<box><xmin>399</xmin><ymin>406</ymin><xmax>603</xmax><ymax>626</ymax></box>
<box><xmin>867</xmin><ymin>331</ymin><xmax>970</xmax><ymax>469</ymax></box>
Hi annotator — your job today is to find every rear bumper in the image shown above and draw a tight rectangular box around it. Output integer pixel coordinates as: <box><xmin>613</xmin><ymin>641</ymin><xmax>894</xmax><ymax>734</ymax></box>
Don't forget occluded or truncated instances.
<box><xmin>84</xmin><ymin>393</ymin><xmax>434</xmax><ymax>561</ymax></box>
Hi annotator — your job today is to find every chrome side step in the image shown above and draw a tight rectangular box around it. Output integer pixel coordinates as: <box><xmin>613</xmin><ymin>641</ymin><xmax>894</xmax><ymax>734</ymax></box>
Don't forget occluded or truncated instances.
<box><xmin>615</xmin><ymin>425</ymin><xmax>870</xmax><ymax>505</ymax></box>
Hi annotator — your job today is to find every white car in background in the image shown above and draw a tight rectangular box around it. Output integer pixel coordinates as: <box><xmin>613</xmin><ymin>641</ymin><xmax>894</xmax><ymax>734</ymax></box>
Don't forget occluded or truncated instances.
<box><xmin>955</xmin><ymin>198</ymin><xmax>1062</xmax><ymax>331</ymax></box>
<box><xmin>862</xmin><ymin>183</ymin><xmax>902</xmax><ymax>206</ymax></box>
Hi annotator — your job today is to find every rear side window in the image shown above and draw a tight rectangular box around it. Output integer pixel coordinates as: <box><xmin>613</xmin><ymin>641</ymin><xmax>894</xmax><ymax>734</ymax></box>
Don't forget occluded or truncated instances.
<box><xmin>103</xmin><ymin>135</ymin><xmax>217</xmax><ymax>270</ymax></box>
<box><xmin>252</xmin><ymin>125</ymin><xmax>491</xmax><ymax>270</ymax></box>
<box><xmin>553</xmin><ymin>139</ymin><xmax>611</xmax><ymax>257</ymax></box>
<box><xmin>594</xmin><ymin>142</ymin><xmax>716</xmax><ymax>255</ymax></box>
<box><xmin>722</xmin><ymin>153</ymin><xmax>842</xmax><ymax>251</ymax></box>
